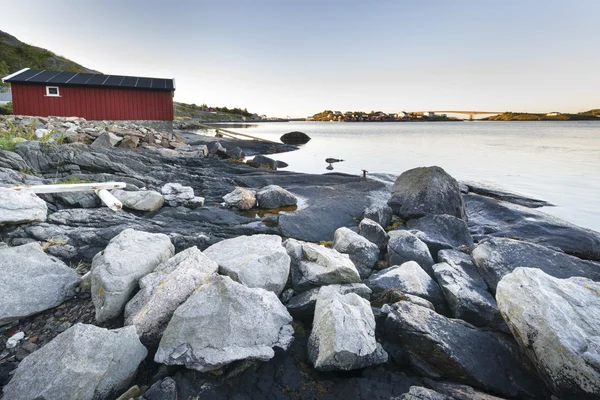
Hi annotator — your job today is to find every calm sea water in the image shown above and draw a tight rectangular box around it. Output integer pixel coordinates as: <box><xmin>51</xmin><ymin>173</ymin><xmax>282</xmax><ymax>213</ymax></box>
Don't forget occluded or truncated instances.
<box><xmin>198</xmin><ymin>121</ymin><xmax>600</xmax><ymax>232</ymax></box>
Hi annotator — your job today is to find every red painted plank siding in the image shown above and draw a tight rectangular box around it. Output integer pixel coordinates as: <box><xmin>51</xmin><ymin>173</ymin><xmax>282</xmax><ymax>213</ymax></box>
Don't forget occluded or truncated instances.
<box><xmin>11</xmin><ymin>83</ymin><xmax>174</xmax><ymax>121</ymax></box>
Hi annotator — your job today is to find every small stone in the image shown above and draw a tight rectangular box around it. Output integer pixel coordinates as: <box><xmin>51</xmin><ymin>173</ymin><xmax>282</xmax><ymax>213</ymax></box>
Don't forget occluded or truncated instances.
<box><xmin>6</xmin><ymin>332</ymin><xmax>25</xmax><ymax>349</ymax></box>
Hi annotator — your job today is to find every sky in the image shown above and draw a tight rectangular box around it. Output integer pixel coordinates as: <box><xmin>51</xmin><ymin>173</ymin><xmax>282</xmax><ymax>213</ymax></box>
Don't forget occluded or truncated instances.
<box><xmin>1</xmin><ymin>0</ymin><xmax>599</xmax><ymax>117</ymax></box>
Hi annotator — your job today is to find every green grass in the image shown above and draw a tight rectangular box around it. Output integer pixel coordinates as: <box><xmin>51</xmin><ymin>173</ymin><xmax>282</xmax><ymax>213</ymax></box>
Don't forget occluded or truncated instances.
<box><xmin>0</xmin><ymin>117</ymin><xmax>63</xmax><ymax>151</ymax></box>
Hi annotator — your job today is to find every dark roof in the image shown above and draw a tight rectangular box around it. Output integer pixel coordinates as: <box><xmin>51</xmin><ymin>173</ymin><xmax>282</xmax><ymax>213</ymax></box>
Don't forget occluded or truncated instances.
<box><xmin>3</xmin><ymin>69</ymin><xmax>175</xmax><ymax>91</ymax></box>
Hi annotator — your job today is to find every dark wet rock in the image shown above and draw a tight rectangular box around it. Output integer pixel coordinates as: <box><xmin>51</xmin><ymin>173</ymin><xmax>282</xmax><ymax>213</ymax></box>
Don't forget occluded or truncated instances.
<box><xmin>462</xmin><ymin>181</ymin><xmax>553</xmax><ymax>208</ymax></box>
<box><xmin>333</xmin><ymin>227</ymin><xmax>380</xmax><ymax>278</ymax></box>
<box><xmin>465</xmin><ymin>193</ymin><xmax>600</xmax><ymax>261</ymax></box>
<box><xmin>40</xmin><ymin>191</ymin><xmax>101</xmax><ymax>209</ymax></box>
<box><xmin>280</xmin><ymin>131</ymin><xmax>311</xmax><ymax>145</ymax></box>
<box><xmin>140</xmin><ymin>377</ymin><xmax>177</xmax><ymax>400</ymax></box>
<box><xmin>286</xmin><ymin>283</ymin><xmax>371</xmax><ymax>319</ymax></box>
<box><xmin>471</xmin><ymin>237</ymin><xmax>600</xmax><ymax>293</ymax></box>
<box><xmin>387</xmin><ymin>230</ymin><xmax>435</xmax><ymax>276</ymax></box>
<box><xmin>363</xmin><ymin>205</ymin><xmax>394</xmax><ymax>228</ymax></box>
<box><xmin>406</xmin><ymin>214</ymin><xmax>474</xmax><ymax>258</ymax></box>
<box><xmin>384</xmin><ymin>302</ymin><xmax>548</xmax><ymax>399</ymax></box>
<box><xmin>388</xmin><ymin>166</ymin><xmax>466</xmax><ymax>221</ymax></box>
<box><xmin>180</xmin><ymin>131</ymin><xmax>298</xmax><ymax>156</ymax></box>
<box><xmin>250</xmin><ymin>154</ymin><xmax>278</xmax><ymax>170</ymax></box>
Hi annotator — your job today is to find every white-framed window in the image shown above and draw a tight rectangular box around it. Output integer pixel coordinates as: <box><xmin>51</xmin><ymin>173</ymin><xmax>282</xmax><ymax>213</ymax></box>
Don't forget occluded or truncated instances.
<box><xmin>46</xmin><ymin>86</ymin><xmax>60</xmax><ymax>97</ymax></box>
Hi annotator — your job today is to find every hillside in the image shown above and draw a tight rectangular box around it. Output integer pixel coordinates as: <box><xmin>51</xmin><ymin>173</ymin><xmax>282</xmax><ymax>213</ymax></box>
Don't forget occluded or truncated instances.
<box><xmin>174</xmin><ymin>102</ymin><xmax>261</xmax><ymax>122</ymax></box>
<box><xmin>483</xmin><ymin>112</ymin><xmax>598</xmax><ymax>121</ymax></box>
<box><xmin>578</xmin><ymin>109</ymin><xmax>600</xmax><ymax>117</ymax></box>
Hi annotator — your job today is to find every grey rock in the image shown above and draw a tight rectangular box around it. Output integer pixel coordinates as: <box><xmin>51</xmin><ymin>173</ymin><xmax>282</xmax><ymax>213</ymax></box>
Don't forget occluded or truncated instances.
<box><xmin>333</xmin><ymin>227</ymin><xmax>380</xmax><ymax>278</ymax></box>
<box><xmin>124</xmin><ymin>246</ymin><xmax>218</xmax><ymax>343</ymax></box>
<box><xmin>161</xmin><ymin>183</ymin><xmax>195</xmax><ymax>207</ymax></box>
<box><xmin>0</xmin><ymin>243</ymin><xmax>80</xmax><ymax>325</ymax></box>
<box><xmin>0</xmin><ymin>149</ymin><xmax>27</xmax><ymax>170</ymax></box>
<box><xmin>471</xmin><ymin>237</ymin><xmax>600</xmax><ymax>293</ymax></box>
<box><xmin>43</xmin><ymin>191</ymin><xmax>101</xmax><ymax>209</ymax></box>
<box><xmin>388</xmin><ymin>166</ymin><xmax>466</xmax><ymax>220</ymax></box>
<box><xmin>203</xmin><ymin>234</ymin><xmax>290</xmax><ymax>294</ymax></box>
<box><xmin>423</xmin><ymin>379</ymin><xmax>509</xmax><ymax>400</ymax></box>
<box><xmin>256</xmin><ymin>185</ymin><xmax>297</xmax><ymax>209</ymax></box>
<box><xmin>387</xmin><ymin>230</ymin><xmax>435</xmax><ymax>276</ymax></box>
<box><xmin>406</xmin><ymin>214</ymin><xmax>474</xmax><ymax>257</ymax></box>
<box><xmin>363</xmin><ymin>205</ymin><xmax>393</xmax><ymax>228</ymax></box>
<box><xmin>118</xmin><ymin>135</ymin><xmax>140</xmax><ymax>149</ymax></box>
<box><xmin>112</xmin><ymin>189</ymin><xmax>165</xmax><ymax>211</ymax></box>
<box><xmin>90</xmin><ymin>131</ymin><xmax>123</xmax><ymax>148</ymax></box>
<box><xmin>384</xmin><ymin>302</ymin><xmax>547</xmax><ymax>399</ymax></box>
<box><xmin>223</xmin><ymin>187</ymin><xmax>257</xmax><ymax>210</ymax></box>
<box><xmin>371</xmin><ymin>288</ymin><xmax>435</xmax><ymax>311</ymax></box>
<box><xmin>0</xmin><ymin>188</ymin><xmax>47</xmax><ymax>225</ymax></box>
<box><xmin>308</xmin><ymin>285</ymin><xmax>388</xmax><ymax>371</ymax></box>
<box><xmin>250</xmin><ymin>154</ymin><xmax>278</xmax><ymax>170</ymax></box>
<box><xmin>154</xmin><ymin>275</ymin><xmax>293</xmax><ymax>372</ymax></box>
<box><xmin>2</xmin><ymin>324</ymin><xmax>147</xmax><ymax>400</ymax></box>
<box><xmin>284</xmin><ymin>238</ymin><xmax>361</xmax><ymax>291</ymax></box>
<box><xmin>228</xmin><ymin>146</ymin><xmax>245</xmax><ymax>159</ymax></box>
<box><xmin>140</xmin><ymin>377</ymin><xmax>177</xmax><ymax>400</ymax></box>
<box><xmin>497</xmin><ymin>268</ymin><xmax>600</xmax><ymax>399</ymax></box>
<box><xmin>359</xmin><ymin>218</ymin><xmax>389</xmax><ymax>250</ymax></box>
<box><xmin>434</xmin><ymin>250</ymin><xmax>507</xmax><ymax>331</ymax></box>
<box><xmin>209</xmin><ymin>142</ymin><xmax>227</xmax><ymax>156</ymax></box>
<box><xmin>399</xmin><ymin>386</ymin><xmax>452</xmax><ymax>400</ymax></box>
<box><xmin>92</xmin><ymin>229</ymin><xmax>174</xmax><ymax>323</ymax></box>
<box><xmin>462</xmin><ymin>181</ymin><xmax>553</xmax><ymax>208</ymax></box>
<box><xmin>286</xmin><ymin>283</ymin><xmax>372</xmax><ymax>319</ymax></box>
<box><xmin>366</xmin><ymin>261</ymin><xmax>445</xmax><ymax>309</ymax></box>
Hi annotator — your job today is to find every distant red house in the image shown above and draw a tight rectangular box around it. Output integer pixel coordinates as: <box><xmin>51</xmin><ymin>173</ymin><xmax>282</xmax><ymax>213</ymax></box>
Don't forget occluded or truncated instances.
<box><xmin>1</xmin><ymin>68</ymin><xmax>175</xmax><ymax>121</ymax></box>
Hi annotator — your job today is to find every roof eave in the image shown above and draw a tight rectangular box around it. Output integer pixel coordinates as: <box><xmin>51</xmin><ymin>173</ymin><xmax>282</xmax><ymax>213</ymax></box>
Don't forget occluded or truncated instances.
<box><xmin>2</xmin><ymin>67</ymin><xmax>30</xmax><ymax>83</ymax></box>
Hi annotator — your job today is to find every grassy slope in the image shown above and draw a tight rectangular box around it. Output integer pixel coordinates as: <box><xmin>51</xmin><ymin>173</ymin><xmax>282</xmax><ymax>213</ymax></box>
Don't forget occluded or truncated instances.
<box><xmin>174</xmin><ymin>102</ymin><xmax>255</xmax><ymax>121</ymax></box>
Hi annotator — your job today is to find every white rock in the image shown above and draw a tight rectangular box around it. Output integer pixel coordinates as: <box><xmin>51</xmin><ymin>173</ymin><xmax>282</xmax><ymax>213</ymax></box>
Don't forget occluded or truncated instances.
<box><xmin>161</xmin><ymin>183</ymin><xmax>195</xmax><ymax>207</ymax></box>
<box><xmin>6</xmin><ymin>331</ymin><xmax>25</xmax><ymax>349</ymax></box>
<box><xmin>112</xmin><ymin>189</ymin><xmax>164</xmax><ymax>212</ymax></box>
<box><xmin>333</xmin><ymin>227</ymin><xmax>380</xmax><ymax>278</ymax></box>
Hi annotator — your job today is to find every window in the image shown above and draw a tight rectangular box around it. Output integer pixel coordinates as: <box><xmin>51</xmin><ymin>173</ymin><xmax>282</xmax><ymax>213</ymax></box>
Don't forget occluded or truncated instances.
<box><xmin>46</xmin><ymin>86</ymin><xmax>60</xmax><ymax>97</ymax></box>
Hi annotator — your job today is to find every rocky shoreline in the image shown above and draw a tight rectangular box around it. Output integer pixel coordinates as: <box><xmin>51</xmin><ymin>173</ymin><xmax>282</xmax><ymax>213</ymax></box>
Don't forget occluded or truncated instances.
<box><xmin>1</xmin><ymin>117</ymin><xmax>600</xmax><ymax>399</ymax></box>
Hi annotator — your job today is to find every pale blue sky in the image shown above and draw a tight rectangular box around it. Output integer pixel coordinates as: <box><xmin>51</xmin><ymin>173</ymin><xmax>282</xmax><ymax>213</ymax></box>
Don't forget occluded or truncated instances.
<box><xmin>2</xmin><ymin>1</ymin><xmax>599</xmax><ymax>117</ymax></box>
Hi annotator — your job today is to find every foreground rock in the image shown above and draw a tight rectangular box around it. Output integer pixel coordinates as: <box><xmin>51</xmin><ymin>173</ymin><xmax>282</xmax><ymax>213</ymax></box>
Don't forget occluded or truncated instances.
<box><xmin>124</xmin><ymin>246</ymin><xmax>218</xmax><ymax>343</ymax></box>
<box><xmin>112</xmin><ymin>189</ymin><xmax>164</xmax><ymax>211</ymax></box>
<box><xmin>255</xmin><ymin>185</ymin><xmax>297</xmax><ymax>209</ymax></box>
<box><xmin>359</xmin><ymin>218</ymin><xmax>388</xmax><ymax>250</ymax></box>
<box><xmin>333</xmin><ymin>227</ymin><xmax>380</xmax><ymax>278</ymax></box>
<box><xmin>222</xmin><ymin>187</ymin><xmax>257</xmax><ymax>210</ymax></box>
<box><xmin>203</xmin><ymin>234</ymin><xmax>290</xmax><ymax>294</ymax></box>
<box><xmin>387</xmin><ymin>230</ymin><xmax>435</xmax><ymax>276</ymax></box>
<box><xmin>0</xmin><ymin>243</ymin><xmax>80</xmax><ymax>325</ymax></box>
<box><xmin>91</xmin><ymin>229</ymin><xmax>174</xmax><ymax>322</ymax></box>
<box><xmin>363</xmin><ymin>205</ymin><xmax>393</xmax><ymax>228</ymax></box>
<box><xmin>308</xmin><ymin>286</ymin><xmax>387</xmax><ymax>371</ymax></box>
<box><xmin>3</xmin><ymin>324</ymin><xmax>147</xmax><ymax>400</ymax></box>
<box><xmin>387</xmin><ymin>166</ymin><xmax>466</xmax><ymax>220</ymax></box>
<box><xmin>406</xmin><ymin>214</ymin><xmax>474</xmax><ymax>256</ymax></box>
<box><xmin>0</xmin><ymin>188</ymin><xmax>47</xmax><ymax>225</ymax></box>
<box><xmin>384</xmin><ymin>302</ymin><xmax>547</xmax><ymax>398</ymax></box>
<box><xmin>471</xmin><ymin>237</ymin><xmax>600</xmax><ymax>293</ymax></box>
<box><xmin>285</xmin><ymin>238</ymin><xmax>361</xmax><ymax>291</ymax></box>
<box><xmin>286</xmin><ymin>283</ymin><xmax>372</xmax><ymax>319</ymax></box>
<box><xmin>155</xmin><ymin>275</ymin><xmax>293</xmax><ymax>372</ymax></box>
<box><xmin>497</xmin><ymin>268</ymin><xmax>600</xmax><ymax>399</ymax></box>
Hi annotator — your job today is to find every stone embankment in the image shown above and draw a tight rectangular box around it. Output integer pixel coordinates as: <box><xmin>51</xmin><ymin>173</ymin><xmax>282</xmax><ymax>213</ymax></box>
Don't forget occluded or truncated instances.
<box><xmin>1</xmin><ymin>125</ymin><xmax>600</xmax><ymax>399</ymax></box>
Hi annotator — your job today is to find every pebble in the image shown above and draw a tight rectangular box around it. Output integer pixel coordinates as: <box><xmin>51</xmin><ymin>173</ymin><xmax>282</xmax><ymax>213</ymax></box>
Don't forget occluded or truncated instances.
<box><xmin>6</xmin><ymin>332</ymin><xmax>25</xmax><ymax>349</ymax></box>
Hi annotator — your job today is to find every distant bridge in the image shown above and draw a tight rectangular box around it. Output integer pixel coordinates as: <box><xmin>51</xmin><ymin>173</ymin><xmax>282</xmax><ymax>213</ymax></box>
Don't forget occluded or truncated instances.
<box><xmin>414</xmin><ymin>111</ymin><xmax>504</xmax><ymax>120</ymax></box>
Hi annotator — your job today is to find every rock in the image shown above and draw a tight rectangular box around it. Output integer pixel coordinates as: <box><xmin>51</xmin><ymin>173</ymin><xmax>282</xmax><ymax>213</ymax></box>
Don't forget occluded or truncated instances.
<box><xmin>366</xmin><ymin>261</ymin><xmax>445</xmax><ymax>309</ymax></box>
<box><xmin>359</xmin><ymin>218</ymin><xmax>389</xmax><ymax>250</ymax></box>
<box><xmin>285</xmin><ymin>238</ymin><xmax>361</xmax><ymax>292</ymax></box>
<box><xmin>371</xmin><ymin>289</ymin><xmax>436</xmax><ymax>311</ymax></box>
<box><xmin>228</xmin><ymin>146</ymin><xmax>245</xmax><ymax>159</ymax></box>
<box><xmin>462</xmin><ymin>181</ymin><xmax>553</xmax><ymax>208</ymax></box>
<box><xmin>112</xmin><ymin>189</ymin><xmax>164</xmax><ymax>211</ymax></box>
<box><xmin>434</xmin><ymin>250</ymin><xmax>507</xmax><ymax>331</ymax></box>
<box><xmin>141</xmin><ymin>377</ymin><xmax>177</xmax><ymax>400</ymax></box>
<box><xmin>0</xmin><ymin>149</ymin><xmax>28</xmax><ymax>170</ymax></box>
<box><xmin>399</xmin><ymin>386</ymin><xmax>452</xmax><ymax>400</ymax></box>
<box><xmin>0</xmin><ymin>188</ymin><xmax>47</xmax><ymax>225</ymax></box>
<box><xmin>203</xmin><ymin>234</ymin><xmax>290</xmax><ymax>295</ymax></box>
<box><xmin>91</xmin><ymin>229</ymin><xmax>175</xmax><ymax>323</ymax></box>
<box><xmin>90</xmin><ymin>131</ymin><xmax>123</xmax><ymax>148</ymax></box>
<box><xmin>286</xmin><ymin>283</ymin><xmax>372</xmax><ymax>319</ymax></box>
<box><xmin>124</xmin><ymin>246</ymin><xmax>218</xmax><ymax>343</ymax></box>
<box><xmin>387</xmin><ymin>166</ymin><xmax>466</xmax><ymax>220</ymax></box>
<box><xmin>276</xmin><ymin>160</ymin><xmax>289</xmax><ymax>168</ymax></box>
<box><xmin>250</xmin><ymin>154</ymin><xmax>278</xmax><ymax>170</ymax></box>
<box><xmin>119</xmin><ymin>135</ymin><xmax>140</xmax><ymax>149</ymax></box>
<box><xmin>223</xmin><ymin>187</ymin><xmax>257</xmax><ymax>210</ymax></box>
<box><xmin>384</xmin><ymin>302</ymin><xmax>547</xmax><ymax>399</ymax></box>
<box><xmin>154</xmin><ymin>275</ymin><xmax>293</xmax><ymax>372</ymax></box>
<box><xmin>34</xmin><ymin>128</ymin><xmax>51</xmax><ymax>139</ymax></box>
<box><xmin>406</xmin><ymin>214</ymin><xmax>474</xmax><ymax>257</ymax></box>
<box><xmin>333</xmin><ymin>227</ymin><xmax>380</xmax><ymax>278</ymax></box>
<box><xmin>308</xmin><ymin>286</ymin><xmax>388</xmax><ymax>371</ymax></box>
<box><xmin>161</xmin><ymin>183</ymin><xmax>195</xmax><ymax>207</ymax></box>
<box><xmin>2</xmin><ymin>324</ymin><xmax>147</xmax><ymax>400</ymax></box>
<box><xmin>256</xmin><ymin>185</ymin><xmax>297</xmax><ymax>209</ymax></box>
<box><xmin>209</xmin><ymin>142</ymin><xmax>227</xmax><ymax>157</ymax></box>
<box><xmin>6</xmin><ymin>332</ymin><xmax>25</xmax><ymax>349</ymax></box>
<box><xmin>471</xmin><ymin>237</ymin><xmax>600</xmax><ymax>293</ymax></box>
<box><xmin>280</xmin><ymin>131</ymin><xmax>311</xmax><ymax>145</ymax></box>
<box><xmin>43</xmin><ymin>191</ymin><xmax>101</xmax><ymax>209</ymax></box>
<box><xmin>387</xmin><ymin>230</ymin><xmax>435</xmax><ymax>276</ymax></box>
<box><xmin>496</xmin><ymin>268</ymin><xmax>600</xmax><ymax>399</ymax></box>
<box><xmin>363</xmin><ymin>205</ymin><xmax>393</xmax><ymax>228</ymax></box>
<box><xmin>423</xmin><ymin>379</ymin><xmax>509</xmax><ymax>400</ymax></box>
<box><xmin>0</xmin><ymin>243</ymin><xmax>80</xmax><ymax>325</ymax></box>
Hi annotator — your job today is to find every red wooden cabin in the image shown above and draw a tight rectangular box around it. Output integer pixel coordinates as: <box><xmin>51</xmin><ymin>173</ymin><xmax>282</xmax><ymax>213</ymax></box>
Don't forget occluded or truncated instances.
<box><xmin>1</xmin><ymin>68</ymin><xmax>175</xmax><ymax>121</ymax></box>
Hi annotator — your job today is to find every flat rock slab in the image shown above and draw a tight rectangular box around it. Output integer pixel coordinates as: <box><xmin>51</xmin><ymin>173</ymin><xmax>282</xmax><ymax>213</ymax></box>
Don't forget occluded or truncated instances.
<box><xmin>3</xmin><ymin>324</ymin><xmax>147</xmax><ymax>400</ymax></box>
<box><xmin>0</xmin><ymin>188</ymin><xmax>47</xmax><ymax>225</ymax></box>
<box><xmin>203</xmin><ymin>234</ymin><xmax>290</xmax><ymax>294</ymax></box>
<box><xmin>497</xmin><ymin>268</ymin><xmax>600</xmax><ymax>399</ymax></box>
<box><xmin>155</xmin><ymin>275</ymin><xmax>293</xmax><ymax>372</ymax></box>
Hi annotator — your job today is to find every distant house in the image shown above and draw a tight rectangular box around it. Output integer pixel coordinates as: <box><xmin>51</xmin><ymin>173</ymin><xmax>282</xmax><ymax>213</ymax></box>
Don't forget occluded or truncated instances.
<box><xmin>423</xmin><ymin>111</ymin><xmax>435</xmax><ymax>117</ymax></box>
<box><xmin>546</xmin><ymin>112</ymin><xmax>561</xmax><ymax>116</ymax></box>
<box><xmin>2</xmin><ymin>68</ymin><xmax>175</xmax><ymax>120</ymax></box>
<box><xmin>395</xmin><ymin>111</ymin><xmax>409</xmax><ymax>119</ymax></box>
<box><xmin>0</xmin><ymin>87</ymin><xmax>11</xmax><ymax>105</ymax></box>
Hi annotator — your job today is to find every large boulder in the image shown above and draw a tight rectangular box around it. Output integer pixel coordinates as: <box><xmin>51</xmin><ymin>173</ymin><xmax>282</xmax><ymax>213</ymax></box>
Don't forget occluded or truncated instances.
<box><xmin>124</xmin><ymin>246</ymin><xmax>218</xmax><ymax>343</ymax></box>
<box><xmin>154</xmin><ymin>275</ymin><xmax>293</xmax><ymax>372</ymax></box>
<box><xmin>280</xmin><ymin>131</ymin><xmax>311</xmax><ymax>145</ymax></box>
<box><xmin>359</xmin><ymin>218</ymin><xmax>389</xmax><ymax>250</ymax></box>
<box><xmin>384</xmin><ymin>302</ymin><xmax>547</xmax><ymax>399</ymax></box>
<box><xmin>471</xmin><ymin>237</ymin><xmax>600</xmax><ymax>293</ymax></box>
<box><xmin>308</xmin><ymin>286</ymin><xmax>388</xmax><ymax>371</ymax></box>
<box><xmin>286</xmin><ymin>283</ymin><xmax>372</xmax><ymax>319</ymax></box>
<box><xmin>332</xmin><ymin>227</ymin><xmax>380</xmax><ymax>278</ymax></box>
<box><xmin>256</xmin><ymin>185</ymin><xmax>297</xmax><ymax>209</ymax></box>
<box><xmin>387</xmin><ymin>166</ymin><xmax>466</xmax><ymax>221</ymax></box>
<box><xmin>203</xmin><ymin>234</ymin><xmax>290</xmax><ymax>295</ymax></box>
<box><xmin>222</xmin><ymin>187</ymin><xmax>257</xmax><ymax>210</ymax></box>
<box><xmin>284</xmin><ymin>238</ymin><xmax>361</xmax><ymax>292</ymax></box>
<box><xmin>406</xmin><ymin>214</ymin><xmax>474</xmax><ymax>257</ymax></box>
<box><xmin>2</xmin><ymin>324</ymin><xmax>147</xmax><ymax>400</ymax></box>
<box><xmin>497</xmin><ymin>268</ymin><xmax>600</xmax><ymax>399</ymax></box>
<box><xmin>387</xmin><ymin>230</ymin><xmax>435</xmax><ymax>276</ymax></box>
<box><xmin>112</xmin><ymin>189</ymin><xmax>164</xmax><ymax>212</ymax></box>
<box><xmin>91</xmin><ymin>229</ymin><xmax>175</xmax><ymax>323</ymax></box>
<box><xmin>434</xmin><ymin>250</ymin><xmax>507</xmax><ymax>331</ymax></box>
<box><xmin>0</xmin><ymin>188</ymin><xmax>47</xmax><ymax>225</ymax></box>
<box><xmin>0</xmin><ymin>243</ymin><xmax>80</xmax><ymax>325</ymax></box>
